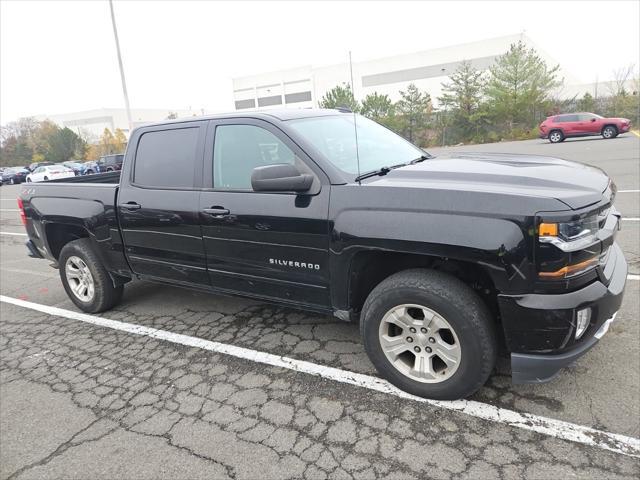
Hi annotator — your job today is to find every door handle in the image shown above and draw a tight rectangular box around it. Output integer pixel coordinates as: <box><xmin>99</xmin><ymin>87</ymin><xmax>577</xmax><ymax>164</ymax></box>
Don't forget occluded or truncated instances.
<box><xmin>202</xmin><ymin>207</ymin><xmax>230</xmax><ymax>217</ymax></box>
<box><xmin>120</xmin><ymin>202</ymin><xmax>141</xmax><ymax>210</ymax></box>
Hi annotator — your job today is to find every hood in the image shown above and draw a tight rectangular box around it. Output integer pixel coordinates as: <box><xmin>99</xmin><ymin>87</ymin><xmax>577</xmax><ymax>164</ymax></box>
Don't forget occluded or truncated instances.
<box><xmin>372</xmin><ymin>153</ymin><xmax>610</xmax><ymax>209</ymax></box>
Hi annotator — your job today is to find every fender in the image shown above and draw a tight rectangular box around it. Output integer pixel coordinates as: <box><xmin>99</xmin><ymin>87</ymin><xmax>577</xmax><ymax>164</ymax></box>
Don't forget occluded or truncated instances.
<box><xmin>25</xmin><ymin>186</ymin><xmax>130</xmax><ymax>278</ymax></box>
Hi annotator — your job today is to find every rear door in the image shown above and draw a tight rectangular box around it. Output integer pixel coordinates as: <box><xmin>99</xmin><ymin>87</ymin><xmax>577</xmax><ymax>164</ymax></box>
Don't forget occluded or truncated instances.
<box><xmin>117</xmin><ymin>122</ymin><xmax>210</xmax><ymax>286</ymax></box>
<box><xmin>198</xmin><ymin>118</ymin><xmax>332</xmax><ymax>308</ymax></box>
<box><xmin>561</xmin><ymin>114</ymin><xmax>580</xmax><ymax>135</ymax></box>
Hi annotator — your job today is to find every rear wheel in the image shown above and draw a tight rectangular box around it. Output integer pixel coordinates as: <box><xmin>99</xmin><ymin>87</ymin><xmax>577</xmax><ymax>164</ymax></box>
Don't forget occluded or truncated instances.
<box><xmin>59</xmin><ymin>238</ymin><xmax>124</xmax><ymax>313</ymax></box>
<box><xmin>26</xmin><ymin>178</ymin><xmax>32</xmax><ymax>183</ymax></box>
<box><xmin>602</xmin><ymin>125</ymin><xmax>617</xmax><ymax>139</ymax></box>
<box><xmin>43</xmin><ymin>176</ymin><xmax>49</xmax><ymax>181</ymax></box>
<box><xmin>360</xmin><ymin>269</ymin><xmax>496</xmax><ymax>400</ymax></box>
<box><xmin>548</xmin><ymin>130</ymin><xmax>564</xmax><ymax>143</ymax></box>
<box><xmin>10</xmin><ymin>178</ymin><xmax>15</xmax><ymax>184</ymax></box>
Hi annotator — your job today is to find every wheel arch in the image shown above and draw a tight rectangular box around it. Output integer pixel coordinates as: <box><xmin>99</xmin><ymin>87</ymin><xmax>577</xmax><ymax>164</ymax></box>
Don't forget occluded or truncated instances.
<box><xmin>348</xmin><ymin>251</ymin><xmax>499</xmax><ymax>315</ymax></box>
<box><xmin>46</xmin><ymin>222</ymin><xmax>90</xmax><ymax>260</ymax></box>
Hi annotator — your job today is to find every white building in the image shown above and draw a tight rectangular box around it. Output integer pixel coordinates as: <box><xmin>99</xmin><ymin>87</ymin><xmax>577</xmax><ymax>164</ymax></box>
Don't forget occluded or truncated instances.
<box><xmin>232</xmin><ymin>33</ymin><xmax>582</xmax><ymax>111</ymax></box>
<box><xmin>38</xmin><ymin>107</ymin><xmax>195</xmax><ymax>140</ymax></box>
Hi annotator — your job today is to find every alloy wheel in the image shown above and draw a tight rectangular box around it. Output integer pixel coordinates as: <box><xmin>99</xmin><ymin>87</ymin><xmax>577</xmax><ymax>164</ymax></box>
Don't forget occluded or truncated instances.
<box><xmin>378</xmin><ymin>304</ymin><xmax>462</xmax><ymax>383</ymax></box>
<box><xmin>65</xmin><ymin>256</ymin><xmax>95</xmax><ymax>302</ymax></box>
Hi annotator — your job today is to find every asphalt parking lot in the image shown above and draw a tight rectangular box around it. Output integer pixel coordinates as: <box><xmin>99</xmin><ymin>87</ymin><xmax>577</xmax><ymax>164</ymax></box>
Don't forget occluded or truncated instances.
<box><xmin>1</xmin><ymin>134</ymin><xmax>639</xmax><ymax>479</ymax></box>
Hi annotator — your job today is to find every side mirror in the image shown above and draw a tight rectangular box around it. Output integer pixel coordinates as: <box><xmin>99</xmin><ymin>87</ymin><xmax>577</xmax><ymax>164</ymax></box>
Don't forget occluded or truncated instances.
<box><xmin>251</xmin><ymin>164</ymin><xmax>313</xmax><ymax>192</ymax></box>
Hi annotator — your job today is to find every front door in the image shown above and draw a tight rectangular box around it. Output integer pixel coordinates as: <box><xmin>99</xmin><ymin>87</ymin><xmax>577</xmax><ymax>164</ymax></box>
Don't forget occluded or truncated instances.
<box><xmin>199</xmin><ymin>119</ymin><xmax>331</xmax><ymax>309</ymax></box>
<box><xmin>117</xmin><ymin>122</ymin><xmax>210</xmax><ymax>286</ymax></box>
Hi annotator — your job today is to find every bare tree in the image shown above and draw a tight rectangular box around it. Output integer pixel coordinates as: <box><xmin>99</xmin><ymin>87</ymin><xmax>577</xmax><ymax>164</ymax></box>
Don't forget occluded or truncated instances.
<box><xmin>609</xmin><ymin>64</ymin><xmax>636</xmax><ymax>96</ymax></box>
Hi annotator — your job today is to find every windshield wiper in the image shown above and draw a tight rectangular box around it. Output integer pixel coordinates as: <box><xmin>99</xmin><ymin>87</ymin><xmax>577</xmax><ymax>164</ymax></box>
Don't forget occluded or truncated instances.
<box><xmin>354</xmin><ymin>153</ymin><xmax>433</xmax><ymax>182</ymax></box>
<box><xmin>355</xmin><ymin>162</ymin><xmax>408</xmax><ymax>182</ymax></box>
<box><xmin>409</xmin><ymin>153</ymin><xmax>432</xmax><ymax>164</ymax></box>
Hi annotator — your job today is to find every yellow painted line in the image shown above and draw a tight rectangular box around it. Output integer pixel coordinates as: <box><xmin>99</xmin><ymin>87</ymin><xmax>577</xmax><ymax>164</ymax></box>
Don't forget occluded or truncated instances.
<box><xmin>631</xmin><ymin>130</ymin><xmax>640</xmax><ymax>137</ymax></box>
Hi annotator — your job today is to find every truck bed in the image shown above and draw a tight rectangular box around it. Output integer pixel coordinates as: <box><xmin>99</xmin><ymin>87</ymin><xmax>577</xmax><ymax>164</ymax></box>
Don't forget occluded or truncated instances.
<box><xmin>45</xmin><ymin>171</ymin><xmax>121</xmax><ymax>184</ymax></box>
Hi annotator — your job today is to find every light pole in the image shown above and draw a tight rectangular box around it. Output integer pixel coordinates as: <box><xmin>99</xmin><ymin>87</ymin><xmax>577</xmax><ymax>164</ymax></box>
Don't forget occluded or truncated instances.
<box><xmin>109</xmin><ymin>0</ymin><xmax>133</xmax><ymax>132</ymax></box>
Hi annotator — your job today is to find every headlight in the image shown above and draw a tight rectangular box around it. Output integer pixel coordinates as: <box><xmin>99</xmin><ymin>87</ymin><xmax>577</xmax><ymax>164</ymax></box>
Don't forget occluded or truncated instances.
<box><xmin>538</xmin><ymin>214</ymin><xmax>598</xmax><ymax>252</ymax></box>
<box><xmin>537</xmin><ymin>215</ymin><xmax>600</xmax><ymax>279</ymax></box>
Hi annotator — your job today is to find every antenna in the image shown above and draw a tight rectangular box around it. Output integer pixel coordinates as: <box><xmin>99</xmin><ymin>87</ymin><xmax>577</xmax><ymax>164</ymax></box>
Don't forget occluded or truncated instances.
<box><xmin>349</xmin><ymin>51</ymin><xmax>361</xmax><ymax>184</ymax></box>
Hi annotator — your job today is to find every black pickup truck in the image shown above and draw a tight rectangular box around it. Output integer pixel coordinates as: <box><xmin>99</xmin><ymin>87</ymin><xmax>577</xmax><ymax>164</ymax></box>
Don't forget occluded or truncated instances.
<box><xmin>18</xmin><ymin>109</ymin><xmax>626</xmax><ymax>400</ymax></box>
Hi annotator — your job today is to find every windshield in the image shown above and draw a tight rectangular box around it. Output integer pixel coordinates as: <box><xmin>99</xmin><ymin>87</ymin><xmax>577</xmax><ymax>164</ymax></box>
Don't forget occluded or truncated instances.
<box><xmin>287</xmin><ymin>114</ymin><xmax>426</xmax><ymax>175</ymax></box>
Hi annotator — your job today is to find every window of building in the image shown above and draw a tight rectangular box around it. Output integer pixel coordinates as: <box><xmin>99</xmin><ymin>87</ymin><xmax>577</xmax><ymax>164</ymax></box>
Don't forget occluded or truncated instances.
<box><xmin>134</xmin><ymin>127</ymin><xmax>200</xmax><ymax>188</ymax></box>
<box><xmin>213</xmin><ymin>125</ymin><xmax>296</xmax><ymax>190</ymax></box>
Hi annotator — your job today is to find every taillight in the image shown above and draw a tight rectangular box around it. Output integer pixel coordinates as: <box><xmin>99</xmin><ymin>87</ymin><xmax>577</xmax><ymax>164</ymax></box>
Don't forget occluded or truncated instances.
<box><xmin>17</xmin><ymin>197</ymin><xmax>26</xmax><ymax>225</ymax></box>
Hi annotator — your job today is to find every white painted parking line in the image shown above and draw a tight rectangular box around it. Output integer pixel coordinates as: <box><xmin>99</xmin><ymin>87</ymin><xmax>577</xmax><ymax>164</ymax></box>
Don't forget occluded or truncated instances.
<box><xmin>628</xmin><ymin>274</ymin><xmax>640</xmax><ymax>281</ymax></box>
<box><xmin>0</xmin><ymin>232</ymin><xmax>27</xmax><ymax>236</ymax></box>
<box><xmin>618</xmin><ymin>190</ymin><xmax>640</xmax><ymax>193</ymax></box>
<box><xmin>1</xmin><ymin>295</ymin><xmax>638</xmax><ymax>458</ymax></box>
<box><xmin>0</xmin><ymin>267</ymin><xmax>54</xmax><ymax>278</ymax></box>
<box><xmin>622</xmin><ymin>218</ymin><xmax>639</xmax><ymax>221</ymax></box>
<box><xmin>0</xmin><ymin>209</ymin><xmax>19</xmax><ymax>212</ymax></box>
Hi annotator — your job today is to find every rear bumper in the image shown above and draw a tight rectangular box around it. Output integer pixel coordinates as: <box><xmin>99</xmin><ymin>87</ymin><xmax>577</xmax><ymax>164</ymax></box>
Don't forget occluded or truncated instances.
<box><xmin>501</xmin><ymin>243</ymin><xmax>627</xmax><ymax>383</ymax></box>
<box><xmin>25</xmin><ymin>239</ymin><xmax>44</xmax><ymax>259</ymax></box>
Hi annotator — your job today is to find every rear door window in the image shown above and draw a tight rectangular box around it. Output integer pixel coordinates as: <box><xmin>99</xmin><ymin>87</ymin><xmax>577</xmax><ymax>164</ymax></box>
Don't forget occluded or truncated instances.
<box><xmin>134</xmin><ymin>127</ymin><xmax>200</xmax><ymax>188</ymax></box>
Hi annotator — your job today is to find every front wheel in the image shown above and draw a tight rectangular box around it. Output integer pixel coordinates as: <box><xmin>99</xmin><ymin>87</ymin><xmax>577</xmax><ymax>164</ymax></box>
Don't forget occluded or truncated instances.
<box><xmin>361</xmin><ymin>269</ymin><xmax>496</xmax><ymax>400</ymax></box>
<box><xmin>548</xmin><ymin>130</ymin><xmax>564</xmax><ymax>143</ymax></box>
<box><xmin>26</xmin><ymin>178</ymin><xmax>31</xmax><ymax>183</ymax></box>
<box><xmin>602</xmin><ymin>125</ymin><xmax>617</xmax><ymax>139</ymax></box>
<box><xmin>59</xmin><ymin>238</ymin><xmax>124</xmax><ymax>313</ymax></box>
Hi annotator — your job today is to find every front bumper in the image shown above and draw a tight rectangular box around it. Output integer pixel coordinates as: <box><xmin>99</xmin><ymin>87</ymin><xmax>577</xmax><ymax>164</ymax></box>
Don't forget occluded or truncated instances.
<box><xmin>500</xmin><ymin>242</ymin><xmax>627</xmax><ymax>384</ymax></box>
<box><xmin>511</xmin><ymin>312</ymin><xmax>618</xmax><ymax>383</ymax></box>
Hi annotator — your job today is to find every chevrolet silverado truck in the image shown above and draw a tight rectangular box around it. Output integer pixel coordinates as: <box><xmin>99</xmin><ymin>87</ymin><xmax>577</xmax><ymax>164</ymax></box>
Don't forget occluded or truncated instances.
<box><xmin>18</xmin><ymin>109</ymin><xmax>627</xmax><ymax>400</ymax></box>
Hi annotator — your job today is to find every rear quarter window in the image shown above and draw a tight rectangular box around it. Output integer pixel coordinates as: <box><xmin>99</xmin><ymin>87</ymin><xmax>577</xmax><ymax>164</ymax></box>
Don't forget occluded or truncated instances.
<box><xmin>133</xmin><ymin>127</ymin><xmax>200</xmax><ymax>188</ymax></box>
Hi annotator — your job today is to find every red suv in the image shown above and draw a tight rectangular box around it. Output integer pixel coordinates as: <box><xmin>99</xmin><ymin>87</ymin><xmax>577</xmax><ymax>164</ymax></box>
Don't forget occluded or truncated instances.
<box><xmin>539</xmin><ymin>112</ymin><xmax>631</xmax><ymax>143</ymax></box>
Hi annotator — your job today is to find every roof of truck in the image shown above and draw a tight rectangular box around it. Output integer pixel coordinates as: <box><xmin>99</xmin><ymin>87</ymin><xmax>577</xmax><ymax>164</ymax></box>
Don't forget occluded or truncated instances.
<box><xmin>138</xmin><ymin>108</ymin><xmax>350</xmax><ymax>129</ymax></box>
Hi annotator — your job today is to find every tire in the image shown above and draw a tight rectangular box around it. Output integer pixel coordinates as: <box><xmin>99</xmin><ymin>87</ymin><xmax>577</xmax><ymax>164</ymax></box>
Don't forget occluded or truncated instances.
<box><xmin>360</xmin><ymin>269</ymin><xmax>496</xmax><ymax>400</ymax></box>
<box><xmin>106</xmin><ymin>167</ymin><xmax>114</xmax><ymax>172</ymax></box>
<box><xmin>86</xmin><ymin>170</ymin><xmax>93</xmax><ymax>175</ymax></box>
<box><xmin>602</xmin><ymin>125</ymin><xmax>617</xmax><ymax>139</ymax></box>
<box><xmin>26</xmin><ymin>178</ymin><xmax>31</xmax><ymax>183</ymax></box>
<box><xmin>43</xmin><ymin>176</ymin><xmax>49</xmax><ymax>181</ymax></box>
<box><xmin>548</xmin><ymin>130</ymin><xmax>564</xmax><ymax>143</ymax></box>
<box><xmin>10</xmin><ymin>178</ymin><xmax>15</xmax><ymax>185</ymax></box>
<box><xmin>58</xmin><ymin>238</ymin><xmax>124</xmax><ymax>313</ymax></box>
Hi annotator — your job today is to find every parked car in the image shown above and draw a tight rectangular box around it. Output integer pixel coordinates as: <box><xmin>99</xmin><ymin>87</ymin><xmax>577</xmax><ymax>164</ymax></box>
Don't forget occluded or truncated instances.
<box><xmin>97</xmin><ymin>154</ymin><xmax>124</xmax><ymax>172</ymax></box>
<box><xmin>540</xmin><ymin>113</ymin><xmax>631</xmax><ymax>143</ymax></box>
<box><xmin>18</xmin><ymin>109</ymin><xmax>626</xmax><ymax>400</ymax></box>
<box><xmin>1</xmin><ymin>167</ymin><xmax>29</xmax><ymax>184</ymax></box>
<box><xmin>61</xmin><ymin>161</ymin><xmax>88</xmax><ymax>176</ymax></box>
<box><xmin>83</xmin><ymin>161</ymin><xmax>100</xmax><ymax>175</ymax></box>
<box><xmin>26</xmin><ymin>165</ymin><xmax>76</xmax><ymax>183</ymax></box>
<box><xmin>28</xmin><ymin>161</ymin><xmax>55</xmax><ymax>172</ymax></box>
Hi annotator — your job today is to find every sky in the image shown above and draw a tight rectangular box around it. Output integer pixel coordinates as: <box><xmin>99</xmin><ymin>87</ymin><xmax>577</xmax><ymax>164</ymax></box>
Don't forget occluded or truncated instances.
<box><xmin>1</xmin><ymin>0</ymin><xmax>639</xmax><ymax>124</ymax></box>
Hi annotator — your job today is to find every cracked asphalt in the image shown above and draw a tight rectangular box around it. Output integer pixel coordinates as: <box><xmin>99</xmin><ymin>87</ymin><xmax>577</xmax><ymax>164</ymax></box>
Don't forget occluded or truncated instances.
<box><xmin>1</xmin><ymin>135</ymin><xmax>639</xmax><ymax>479</ymax></box>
